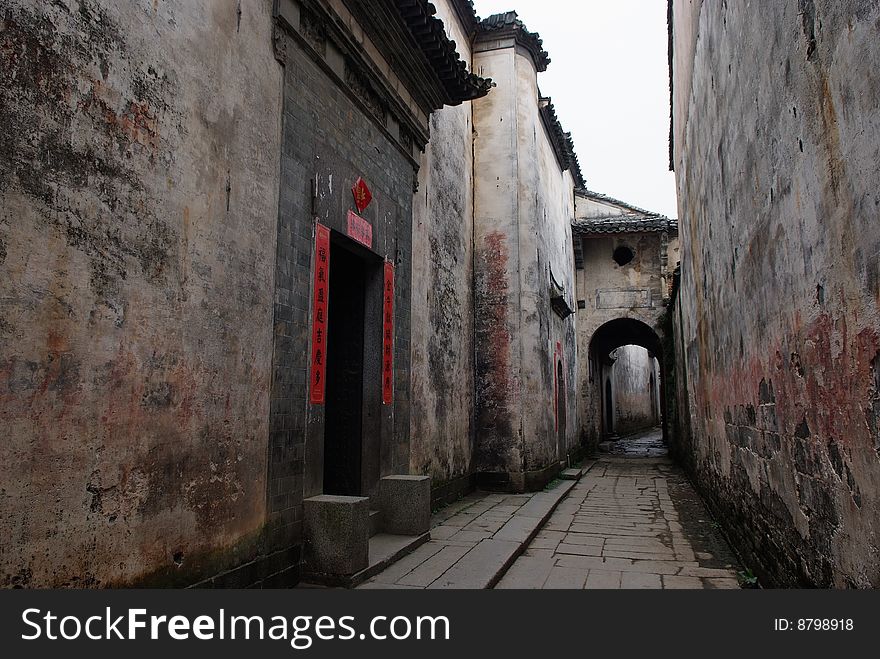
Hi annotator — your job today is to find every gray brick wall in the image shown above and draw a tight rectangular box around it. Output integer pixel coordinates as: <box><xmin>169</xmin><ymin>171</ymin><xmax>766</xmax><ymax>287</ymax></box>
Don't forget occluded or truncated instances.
<box><xmin>268</xmin><ymin>26</ymin><xmax>416</xmax><ymax>563</ymax></box>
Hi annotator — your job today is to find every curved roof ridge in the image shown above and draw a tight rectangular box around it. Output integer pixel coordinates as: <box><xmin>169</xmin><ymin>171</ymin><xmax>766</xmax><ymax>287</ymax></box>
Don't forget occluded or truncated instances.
<box><xmin>449</xmin><ymin>0</ymin><xmax>479</xmax><ymax>34</ymax></box>
<box><xmin>477</xmin><ymin>11</ymin><xmax>551</xmax><ymax>72</ymax></box>
<box><xmin>540</xmin><ymin>97</ymin><xmax>586</xmax><ymax>189</ymax></box>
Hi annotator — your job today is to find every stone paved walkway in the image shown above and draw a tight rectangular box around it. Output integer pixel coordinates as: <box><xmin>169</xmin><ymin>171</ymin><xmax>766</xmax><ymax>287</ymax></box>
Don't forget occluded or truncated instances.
<box><xmin>361</xmin><ymin>430</ymin><xmax>743</xmax><ymax>590</ymax></box>
<box><xmin>497</xmin><ymin>432</ymin><xmax>743</xmax><ymax>589</ymax></box>
<box><xmin>358</xmin><ymin>481</ymin><xmax>575</xmax><ymax>589</ymax></box>
<box><xmin>601</xmin><ymin>428</ymin><xmax>669</xmax><ymax>457</ymax></box>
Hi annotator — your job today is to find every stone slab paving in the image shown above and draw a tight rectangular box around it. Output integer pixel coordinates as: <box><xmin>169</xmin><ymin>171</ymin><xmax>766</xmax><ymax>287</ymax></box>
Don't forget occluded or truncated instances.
<box><xmin>496</xmin><ymin>447</ymin><xmax>743</xmax><ymax>590</ymax></box>
<box><xmin>357</xmin><ymin>480</ymin><xmax>576</xmax><ymax>590</ymax></box>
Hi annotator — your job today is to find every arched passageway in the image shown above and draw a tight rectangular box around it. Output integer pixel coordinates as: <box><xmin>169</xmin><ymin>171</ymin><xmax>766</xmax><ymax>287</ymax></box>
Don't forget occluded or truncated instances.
<box><xmin>589</xmin><ymin>317</ymin><xmax>663</xmax><ymax>357</ymax></box>
<box><xmin>588</xmin><ymin>318</ymin><xmax>666</xmax><ymax>444</ymax></box>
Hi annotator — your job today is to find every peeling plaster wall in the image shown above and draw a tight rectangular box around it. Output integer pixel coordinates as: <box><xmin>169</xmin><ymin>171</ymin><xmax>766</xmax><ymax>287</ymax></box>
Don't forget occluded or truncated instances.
<box><xmin>671</xmin><ymin>0</ymin><xmax>880</xmax><ymax>587</ymax></box>
<box><xmin>473</xmin><ymin>41</ymin><xmax>578</xmax><ymax>489</ymax></box>
<box><xmin>670</xmin><ymin>0</ymin><xmax>702</xmax><ymax>161</ymax></box>
<box><xmin>473</xmin><ymin>45</ymin><xmax>522</xmax><ymax>478</ymax></box>
<box><xmin>0</xmin><ymin>0</ymin><xmax>281</xmax><ymax>587</ymax></box>
<box><xmin>516</xmin><ymin>86</ymin><xmax>578</xmax><ymax>476</ymax></box>
<box><xmin>410</xmin><ymin>0</ymin><xmax>476</xmax><ymax>500</ymax></box>
<box><xmin>611</xmin><ymin>346</ymin><xmax>660</xmax><ymax>436</ymax></box>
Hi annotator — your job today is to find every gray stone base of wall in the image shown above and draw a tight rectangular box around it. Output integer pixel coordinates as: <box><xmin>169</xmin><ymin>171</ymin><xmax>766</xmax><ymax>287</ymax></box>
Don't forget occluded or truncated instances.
<box><xmin>191</xmin><ymin>545</ymin><xmax>302</xmax><ymax>589</ymax></box>
<box><xmin>430</xmin><ymin>472</ymin><xmax>477</xmax><ymax>509</ymax></box>
<box><xmin>475</xmin><ymin>462</ymin><xmax>563</xmax><ymax>493</ymax></box>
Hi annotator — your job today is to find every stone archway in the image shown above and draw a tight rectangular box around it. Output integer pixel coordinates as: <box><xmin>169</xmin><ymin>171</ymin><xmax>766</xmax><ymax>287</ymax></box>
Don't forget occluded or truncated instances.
<box><xmin>588</xmin><ymin>318</ymin><xmax>666</xmax><ymax>444</ymax></box>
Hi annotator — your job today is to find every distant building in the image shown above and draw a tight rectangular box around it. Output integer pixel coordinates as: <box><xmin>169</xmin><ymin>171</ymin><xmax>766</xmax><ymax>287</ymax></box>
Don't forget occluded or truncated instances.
<box><xmin>572</xmin><ymin>191</ymin><xmax>679</xmax><ymax>446</ymax></box>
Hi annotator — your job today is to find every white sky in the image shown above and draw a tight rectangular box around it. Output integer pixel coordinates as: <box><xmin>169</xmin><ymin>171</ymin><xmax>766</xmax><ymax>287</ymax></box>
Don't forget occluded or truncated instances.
<box><xmin>473</xmin><ymin>0</ymin><xmax>678</xmax><ymax>217</ymax></box>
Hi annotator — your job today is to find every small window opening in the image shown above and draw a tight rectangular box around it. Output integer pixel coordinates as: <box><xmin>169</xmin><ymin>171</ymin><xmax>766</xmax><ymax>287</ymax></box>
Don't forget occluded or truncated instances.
<box><xmin>613</xmin><ymin>246</ymin><xmax>635</xmax><ymax>267</ymax></box>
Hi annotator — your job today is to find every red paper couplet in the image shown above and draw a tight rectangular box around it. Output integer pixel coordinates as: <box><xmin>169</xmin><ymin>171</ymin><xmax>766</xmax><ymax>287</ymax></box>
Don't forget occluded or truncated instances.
<box><xmin>382</xmin><ymin>262</ymin><xmax>395</xmax><ymax>405</ymax></box>
<box><xmin>346</xmin><ymin>210</ymin><xmax>373</xmax><ymax>249</ymax></box>
<box><xmin>310</xmin><ymin>223</ymin><xmax>331</xmax><ymax>405</ymax></box>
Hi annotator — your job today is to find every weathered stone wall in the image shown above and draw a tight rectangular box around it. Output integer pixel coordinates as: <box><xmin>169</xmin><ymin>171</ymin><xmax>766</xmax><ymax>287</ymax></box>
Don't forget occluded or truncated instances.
<box><xmin>671</xmin><ymin>0</ymin><xmax>880</xmax><ymax>587</ymax></box>
<box><xmin>515</xmin><ymin>90</ymin><xmax>579</xmax><ymax>476</ymax></box>
<box><xmin>473</xmin><ymin>45</ymin><xmax>523</xmax><ymax>479</ymax></box>
<box><xmin>410</xmin><ymin>0</ymin><xmax>476</xmax><ymax>503</ymax></box>
<box><xmin>0</xmin><ymin>0</ymin><xmax>282</xmax><ymax>587</ymax></box>
<box><xmin>666</xmin><ymin>274</ymin><xmax>692</xmax><ymax>471</ymax></box>
<box><xmin>611</xmin><ymin>346</ymin><xmax>660</xmax><ymax>436</ymax></box>
<box><xmin>472</xmin><ymin>35</ymin><xmax>579</xmax><ymax>490</ymax></box>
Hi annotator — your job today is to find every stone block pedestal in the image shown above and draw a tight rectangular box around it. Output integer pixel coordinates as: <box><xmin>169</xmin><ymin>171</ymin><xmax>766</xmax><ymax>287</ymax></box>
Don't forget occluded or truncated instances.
<box><xmin>303</xmin><ymin>495</ymin><xmax>369</xmax><ymax>576</ymax></box>
<box><xmin>378</xmin><ymin>475</ymin><xmax>431</xmax><ymax>535</ymax></box>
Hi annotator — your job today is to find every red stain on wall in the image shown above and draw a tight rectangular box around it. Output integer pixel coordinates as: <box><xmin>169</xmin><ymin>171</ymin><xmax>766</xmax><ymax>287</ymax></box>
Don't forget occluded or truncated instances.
<box><xmin>87</xmin><ymin>80</ymin><xmax>160</xmax><ymax>151</ymax></box>
<box><xmin>695</xmin><ymin>308</ymin><xmax>880</xmax><ymax>450</ymax></box>
<box><xmin>475</xmin><ymin>231</ymin><xmax>514</xmax><ymax>449</ymax></box>
<box><xmin>483</xmin><ymin>232</ymin><xmax>511</xmax><ymax>387</ymax></box>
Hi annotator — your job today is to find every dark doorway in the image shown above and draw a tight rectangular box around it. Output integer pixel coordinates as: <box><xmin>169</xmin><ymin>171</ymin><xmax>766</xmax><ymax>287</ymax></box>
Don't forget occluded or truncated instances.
<box><xmin>324</xmin><ymin>241</ymin><xmax>367</xmax><ymax>496</ymax></box>
<box><xmin>605</xmin><ymin>378</ymin><xmax>614</xmax><ymax>434</ymax></box>
<box><xmin>556</xmin><ymin>361</ymin><xmax>566</xmax><ymax>459</ymax></box>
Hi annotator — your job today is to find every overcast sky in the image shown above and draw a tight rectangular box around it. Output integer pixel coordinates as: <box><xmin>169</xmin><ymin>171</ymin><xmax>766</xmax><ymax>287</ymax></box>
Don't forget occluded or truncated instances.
<box><xmin>472</xmin><ymin>0</ymin><xmax>678</xmax><ymax>217</ymax></box>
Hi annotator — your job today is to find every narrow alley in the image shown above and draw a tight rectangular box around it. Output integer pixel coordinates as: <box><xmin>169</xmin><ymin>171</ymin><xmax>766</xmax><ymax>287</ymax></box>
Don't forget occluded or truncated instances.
<box><xmin>360</xmin><ymin>430</ymin><xmax>743</xmax><ymax>590</ymax></box>
<box><xmin>498</xmin><ymin>430</ymin><xmax>742</xmax><ymax>589</ymax></box>
<box><xmin>3</xmin><ymin>0</ymin><xmax>880</xmax><ymax>592</ymax></box>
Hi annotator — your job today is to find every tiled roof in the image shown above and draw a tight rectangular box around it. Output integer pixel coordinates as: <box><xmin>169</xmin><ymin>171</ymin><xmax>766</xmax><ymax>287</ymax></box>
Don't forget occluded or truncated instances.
<box><xmin>449</xmin><ymin>0</ymin><xmax>479</xmax><ymax>34</ymax></box>
<box><xmin>572</xmin><ymin>213</ymin><xmax>679</xmax><ymax>235</ymax></box>
<box><xmin>477</xmin><ymin>11</ymin><xmax>551</xmax><ymax>72</ymax></box>
<box><xmin>474</xmin><ymin>13</ymin><xmax>581</xmax><ymax>185</ymax></box>
<box><xmin>540</xmin><ymin>99</ymin><xmax>586</xmax><ymax>189</ymax></box>
<box><xmin>573</xmin><ymin>192</ymin><xmax>679</xmax><ymax>235</ymax></box>
<box><xmin>395</xmin><ymin>0</ymin><xmax>494</xmax><ymax>105</ymax></box>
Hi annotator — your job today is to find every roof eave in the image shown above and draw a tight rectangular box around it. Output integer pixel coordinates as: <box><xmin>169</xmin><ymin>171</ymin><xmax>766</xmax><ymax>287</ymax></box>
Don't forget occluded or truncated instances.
<box><xmin>393</xmin><ymin>0</ymin><xmax>493</xmax><ymax>107</ymax></box>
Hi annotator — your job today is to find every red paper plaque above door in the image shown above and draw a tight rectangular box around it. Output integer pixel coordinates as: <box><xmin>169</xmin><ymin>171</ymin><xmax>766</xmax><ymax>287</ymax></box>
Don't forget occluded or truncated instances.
<box><xmin>346</xmin><ymin>210</ymin><xmax>373</xmax><ymax>249</ymax></box>
<box><xmin>352</xmin><ymin>177</ymin><xmax>373</xmax><ymax>214</ymax></box>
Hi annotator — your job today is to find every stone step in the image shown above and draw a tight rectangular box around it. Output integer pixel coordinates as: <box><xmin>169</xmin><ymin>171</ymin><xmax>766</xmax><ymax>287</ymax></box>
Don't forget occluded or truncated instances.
<box><xmin>350</xmin><ymin>533</ymin><xmax>430</xmax><ymax>588</ymax></box>
<box><xmin>560</xmin><ymin>458</ymin><xmax>597</xmax><ymax>480</ymax></box>
<box><xmin>302</xmin><ymin>533</ymin><xmax>430</xmax><ymax>588</ymax></box>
